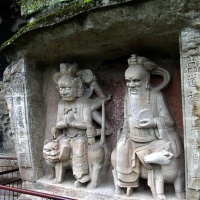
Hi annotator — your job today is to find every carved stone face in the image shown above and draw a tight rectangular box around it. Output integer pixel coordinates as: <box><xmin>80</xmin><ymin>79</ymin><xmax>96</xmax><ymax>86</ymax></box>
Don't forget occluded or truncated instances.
<box><xmin>43</xmin><ymin>140</ymin><xmax>60</xmax><ymax>163</ymax></box>
<box><xmin>125</xmin><ymin>66</ymin><xmax>146</xmax><ymax>95</ymax></box>
<box><xmin>58</xmin><ymin>78</ymin><xmax>77</xmax><ymax>102</ymax></box>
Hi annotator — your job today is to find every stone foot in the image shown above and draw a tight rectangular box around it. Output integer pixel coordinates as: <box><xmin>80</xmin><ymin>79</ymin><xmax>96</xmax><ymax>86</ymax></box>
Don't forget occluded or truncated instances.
<box><xmin>52</xmin><ymin>178</ymin><xmax>62</xmax><ymax>184</ymax></box>
<box><xmin>47</xmin><ymin>174</ymin><xmax>54</xmax><ymax>179</ymax></box>
<box><xmin>115</xmin><ymin>185</ymin><xmax>123</xmax><ymax>195</ymax></box>
<box><xmin>74</xmin><ymin>180</ymin><xmax>83</xmax><ymax>188</ymax></box>
<box><xmin>87</xmin><ymin>181</ymin><xmax>98</xmax><ymax>189</ymax></box>
<box><xmin>126</xmin><ymin>187</ymin><xmax>133</xmax><ymax>197</ymax></box>
<box><xmin>156</xmin><ymin>194</ymin><xmax>166</xmax><ymax>200</ymax></box>
<box><xmin>175</xmin><ymin>192</ymin><xmax>186</xmax><ymax>199</ymax></box>
<box><xmin>79</xmin><ymin>174</ymin><xmax>91</xmax><ymax>183</ymax></box>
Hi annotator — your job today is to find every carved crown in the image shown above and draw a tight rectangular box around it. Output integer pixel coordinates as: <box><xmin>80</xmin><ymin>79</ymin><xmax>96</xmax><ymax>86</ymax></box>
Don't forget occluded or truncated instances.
<box><xmin>127</xmin><ymin>54</ymin><xmax>138</xmax><ymax>66</ymax></box>
<box><xmin>127</xmin><ymin>54</ymin><xmax>156</xmax><ymax>71</ymax></box>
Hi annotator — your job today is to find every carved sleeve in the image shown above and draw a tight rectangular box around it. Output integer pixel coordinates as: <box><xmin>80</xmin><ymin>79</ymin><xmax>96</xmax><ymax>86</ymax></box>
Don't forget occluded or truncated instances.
<box><xmin>70</xmin><ymin>103</ymin><xmax>92</xmax><ymax>129</ymax></box>
<box><xmin>56</xmin><ymin>100</ymin><xmax>68</xmax><ymax>129</ymax></box>
<box><xmin>156</xmin><ymin>92</ymin><xmax>174</xmax><ymax>128</ymax></box>
<box><xmin>154</xmin><ymin>92</ymin><xmax>175</xmax><ymax>139</ymax></box>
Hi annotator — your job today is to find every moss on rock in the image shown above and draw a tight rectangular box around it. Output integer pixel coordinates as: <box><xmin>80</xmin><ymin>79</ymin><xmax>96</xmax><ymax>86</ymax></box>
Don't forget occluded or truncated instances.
<box><xmin>2</xmin><ymin>0</ymin><xmax>132</xmax><ymax>50</ymax></box>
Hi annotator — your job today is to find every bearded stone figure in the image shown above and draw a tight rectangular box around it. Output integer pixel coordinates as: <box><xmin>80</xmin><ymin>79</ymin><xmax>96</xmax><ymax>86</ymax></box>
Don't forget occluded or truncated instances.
<box><xmin>111</xmin><ymin>55</ymin><xmax>185</xmax><ymax>200</ymax></box>
<box><xmin>43</xmin><ymin>63</ymin><xmax>112</xmax><ymax>188</ymax></box>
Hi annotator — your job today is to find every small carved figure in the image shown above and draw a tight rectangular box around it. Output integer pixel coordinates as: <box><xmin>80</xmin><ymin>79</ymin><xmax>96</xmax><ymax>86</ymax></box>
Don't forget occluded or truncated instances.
<box><xmin>111</xmin><ymin>55</ymin><xmax>185</xmax><ymax>200</ymax></box>
<box><xmin>43</xmin><ymin>128</ymin><xmax>71</xmax><ymax>183</ymax></box>
<box><xmin>43</xmin><ymin>63</ymin><xmax>112</xmax><ymax>188</ymax></box>
<box><xmin>144</xmin><ymin>142</ymin><xmax>185</xmax><ymax>200</ymax></box>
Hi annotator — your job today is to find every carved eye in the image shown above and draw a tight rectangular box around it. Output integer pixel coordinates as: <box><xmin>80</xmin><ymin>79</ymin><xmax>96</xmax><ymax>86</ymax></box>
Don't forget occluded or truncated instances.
<box><xmin>53</xmin><ymin>145</ymin><xmax>59</xmax><ymax>150</ymax></box>
<box><xmin>44</xmin><ymin>148</ymin><xmax>50</xmax><ymax>152</ymax></box>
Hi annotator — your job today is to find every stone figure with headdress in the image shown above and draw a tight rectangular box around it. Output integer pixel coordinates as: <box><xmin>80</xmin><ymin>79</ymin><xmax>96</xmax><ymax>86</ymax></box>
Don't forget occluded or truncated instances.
<box><xmin>111</xmin><ymin>55</ymin><xmax>185</xmax><ymax>200</ymax></box>
<box><xmin>43</xmin><ymin>63</ymin><xmax>112</xmax><ymax>188</ymax></box>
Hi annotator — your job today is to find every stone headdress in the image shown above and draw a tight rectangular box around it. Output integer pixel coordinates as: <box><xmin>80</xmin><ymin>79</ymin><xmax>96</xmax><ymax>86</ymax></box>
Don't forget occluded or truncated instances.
<box><xmin>126</xmin><ymin>54</ymin><xmax>171</xmax><ymax>92</ymax></box>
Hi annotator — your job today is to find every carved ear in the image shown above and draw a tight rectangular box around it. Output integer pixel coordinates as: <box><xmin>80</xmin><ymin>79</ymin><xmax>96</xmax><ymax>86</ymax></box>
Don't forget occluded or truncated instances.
<box><xmin>162</xmin><ymin>150</ymin><xmax>173</xmax><ymax>159</ymax></box>
<box><xmin>53</xmin><ymin>72</ymin><xmax>61</xmax><ymax>84</ymax></box>
<box><xmin>82</xmin><ymin>69</ymin><xmax>94</xmax><ymax>83</ymax></box>
<box><xmin>44</xmin><ymin>140</ymin><xmax>49</xmax><ymax>145</ymax></box>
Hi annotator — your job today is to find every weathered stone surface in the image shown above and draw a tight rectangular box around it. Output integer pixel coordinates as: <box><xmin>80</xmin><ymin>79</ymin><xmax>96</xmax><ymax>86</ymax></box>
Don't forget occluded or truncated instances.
<box><xmin>1</xmin><ymin>0</ymin><xmax>200</xmax><ymax>66</ymax></box>
<box><xmin>23</xmin><ymin>177</ymin><xmax>184</xmax><ymax>200</ymax></box>
<box><xmin>180</xmin><ymin>27</ymin><xmax>200</xmax><ymax>199</ymax></box>
<box><xmin>111</xmin><ymin>55</ymin><xmax>185</xmax><ymax>199</ymax></box>
<box><xmin>0</xmin><ymin>81</ymin><xmax>15</xmax><ymax>156</ymax></box>
<box><xmin>2</xmin><ymin>49</ymin><xmax>184</xmax><ymax>198</ymax></box>
<box><xmin>43</xmin><ymin>63</ymin><xmax>112</xmax><ymax>188</ymax></box>
<box><xmin>3</xmin><ymin>59</ymin><xmax>45</xmax><ymax>181</ymax></box>
<box><xmin>2</xmin><ymin>0</ymin><xmax>198</xmax><ymax>199</ymax></box>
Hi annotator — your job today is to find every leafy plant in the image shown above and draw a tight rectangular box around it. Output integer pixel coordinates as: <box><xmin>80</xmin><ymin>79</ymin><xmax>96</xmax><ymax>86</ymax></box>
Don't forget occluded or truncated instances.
<box><xmin>83</xmin><ymin>0</ymin><xmax>92</xmax><ymax>3</ymax></box>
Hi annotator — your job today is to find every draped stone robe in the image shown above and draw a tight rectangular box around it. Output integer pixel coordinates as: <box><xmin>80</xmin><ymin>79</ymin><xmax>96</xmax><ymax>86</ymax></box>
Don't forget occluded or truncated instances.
<box><xmin>116</xmin><ymin>89</ymin><xmax>183</xmax><ymax>184</ymax></box>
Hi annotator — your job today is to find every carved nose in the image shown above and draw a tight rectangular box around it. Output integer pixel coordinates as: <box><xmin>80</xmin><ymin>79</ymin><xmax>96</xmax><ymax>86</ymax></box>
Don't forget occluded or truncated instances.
<box><xmin>50</xmin><ymin>150</ymin><xmax>56</xmax><ymax>156</ymax></box>
<box><xmin>129</xmin><ymin>81</ymin><xmax>135</xmax><ymax>87</ymax></box>
<box><xmin>60</xmin><ymin>90</ymin><xmax>67</xmax><ymax>95</ymax></box>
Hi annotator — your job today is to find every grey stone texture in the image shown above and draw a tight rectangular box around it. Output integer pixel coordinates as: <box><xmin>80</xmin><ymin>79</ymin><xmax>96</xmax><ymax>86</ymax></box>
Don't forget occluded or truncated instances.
<box><xmin>1</xmin><ymin>0</ymin><xmax>200</xmax><ymax>199</ymax></box>
<box><xmin>180</xmin><ymin>27</ymin><xmax>200</xmax><ymax>200</ymax></box>
<box><xmin>0</xmin><ymin>81</ymin><xmax>15</xmax><ymax>156</ymax></box>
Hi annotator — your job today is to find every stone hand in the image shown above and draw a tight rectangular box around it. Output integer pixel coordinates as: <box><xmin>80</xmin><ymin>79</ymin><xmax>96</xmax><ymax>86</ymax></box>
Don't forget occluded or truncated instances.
<box><xmin>88</xmin><ymin>137</ymin><xmax>95</xmax><ymax>145</ymax></box>
<box><xmin>56</xmin><ymin>121</ymin><xmax>68</xmax><ymax>129</ymax></box>
<box><xmin>105</xmin><ymin>94</ymin><xmax>111</xmax><ymax>102</ymax></box>
<box><xmin>135</xmin><ymin>118</ymin><xmax>156</xmax><ymax>129</ymax></box>
<box><xmin>87</xmin><ymin>126</ymin><xmax>96</xmax><ymax>145</ymax></box>
<box><xmin>64</xmin><ymin>113</ymin><xmax>74</xmax><ymax>125</ymax></box>
<box><xmin>86</xmin><ymin>126</ymin><xmax>96</xmax><ymax>138</ymax></box>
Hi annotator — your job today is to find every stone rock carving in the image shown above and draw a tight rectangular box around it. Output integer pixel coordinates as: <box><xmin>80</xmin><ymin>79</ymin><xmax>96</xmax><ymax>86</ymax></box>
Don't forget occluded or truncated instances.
<box><xmin>43</xmin><ymin>63</ymin><xmax>112</xmax><ymax>188</ymax></box>
<box><xmin>0</xmin><ymin>81</ymin><xmax>15</xmax><ymax>155</ymax></box>
<box><xmin>111</xmin><ymin>55</ymin><xmax>185</xmax><ymax>200</ymax></box>
<box><xmin>192</xmin><ymin>74</ymin><xmax>200</xmax><ymax>128</ymax></box>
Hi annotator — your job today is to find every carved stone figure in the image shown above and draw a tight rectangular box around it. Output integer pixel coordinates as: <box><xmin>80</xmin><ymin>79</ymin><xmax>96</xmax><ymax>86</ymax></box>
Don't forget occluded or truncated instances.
<box><xmin>144</xmin><ymin>142</ymin><xmax>185</xmax><ymax>199</ymax></box>
<box><xmin>0</xmin><ymin>81</ymin><xmax>15</xmax><ymax>155</ymax></box>
<box><xmin>43</xmin><ymin>63</ymin><xmax>112</xmax><ymax>188</ymax></box>
<box><xmin>111</xmin><ymin>55</ymin><xmax>185</xmax><ymax>200</ymax></box>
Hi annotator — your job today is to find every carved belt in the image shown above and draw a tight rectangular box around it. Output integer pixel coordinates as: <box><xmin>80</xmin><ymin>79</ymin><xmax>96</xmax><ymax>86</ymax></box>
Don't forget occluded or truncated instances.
<box><xmin>67</xmin><ymin>130</ymin><xmax>86</xmax><ymax>138</ymax></box>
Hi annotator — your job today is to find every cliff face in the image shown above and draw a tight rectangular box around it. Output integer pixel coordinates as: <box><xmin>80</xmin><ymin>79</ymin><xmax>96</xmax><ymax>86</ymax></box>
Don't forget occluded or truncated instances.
<box><xmin>2</xmin><ymin>0</ymin><xmax>200</xmax><ymax>65</ymax></box>
<box><xmin>1</xmin><ymin>1</ymin><xmax>200</xmax><ymax>199</ymax></box>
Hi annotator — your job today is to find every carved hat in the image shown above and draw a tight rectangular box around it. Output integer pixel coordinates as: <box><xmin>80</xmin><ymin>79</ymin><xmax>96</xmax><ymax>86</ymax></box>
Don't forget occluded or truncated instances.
<box><xmin>127</xmin><ymin>54</ymin><xmax>157</xmax><ymax>70</ymax></box>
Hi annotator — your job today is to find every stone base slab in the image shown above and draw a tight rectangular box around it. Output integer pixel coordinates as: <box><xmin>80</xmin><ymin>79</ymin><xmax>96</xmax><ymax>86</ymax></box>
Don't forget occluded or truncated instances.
<box><xmin>22</xmin><ymin>175</ymin><xmax>185</xmax><ymax>200</ymax></box>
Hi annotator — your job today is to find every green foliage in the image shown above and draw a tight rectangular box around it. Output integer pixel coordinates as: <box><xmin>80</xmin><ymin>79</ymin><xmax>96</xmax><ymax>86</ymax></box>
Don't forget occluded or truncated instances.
<box><xmin>83</xmin><ymin>0</ymin><xmax>92</xmax><ymax>3</ymax></box>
